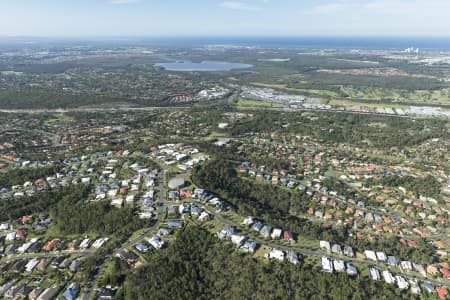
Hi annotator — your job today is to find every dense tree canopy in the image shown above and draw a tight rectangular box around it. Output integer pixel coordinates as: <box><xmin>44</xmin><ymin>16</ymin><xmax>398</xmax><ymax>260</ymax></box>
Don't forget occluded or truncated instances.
<box><xmin>367</xmin><ymin>175</ymin><xmax>442</xmax><ymax>200</ymax></box>
<box><xmin>0</xmin><ymin>165</ymin><xmax>61</xmax><ymax>188</ymax></box>
<box><xmin>192</xmin><ymin>159</ymin><xmax>436</xmax><ymax>264</ymax></box>
<box><xmin>228</xmin><ymin>111</ymin><xmax>449</xmax><ymax>149</ymax></box>
<box><xmin>125</xmin><ymin>226</ymin><xmax>414</xmax><ymax>300</ymax></box>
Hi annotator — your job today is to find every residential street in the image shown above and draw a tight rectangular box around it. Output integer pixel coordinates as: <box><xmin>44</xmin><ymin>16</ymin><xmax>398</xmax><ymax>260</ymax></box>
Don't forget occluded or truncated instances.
<box><xmin>82</xmin><ymin>161</ymin><xmax>166</xmax><ymax>300</ymax></box>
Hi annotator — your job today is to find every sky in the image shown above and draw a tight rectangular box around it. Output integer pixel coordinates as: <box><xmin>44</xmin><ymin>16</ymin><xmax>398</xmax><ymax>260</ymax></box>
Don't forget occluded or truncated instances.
<box><xmin>0</xmin><ymin>0</ymin><xmax>449</xmax><ymax>37</ymax></box>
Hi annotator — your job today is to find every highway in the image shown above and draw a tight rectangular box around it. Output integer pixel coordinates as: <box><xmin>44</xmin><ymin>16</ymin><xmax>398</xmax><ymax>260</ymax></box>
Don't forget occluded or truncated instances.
<box><xmin>0</xmin><ymin>101</ymin><xmax>444</xmax><ymax>120</ymax></box>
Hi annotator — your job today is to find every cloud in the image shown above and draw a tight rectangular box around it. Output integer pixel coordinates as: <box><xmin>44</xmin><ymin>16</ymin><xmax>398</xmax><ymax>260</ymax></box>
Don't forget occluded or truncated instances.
<box><xmin>309</xmin><ymin>0</ymin><xmax>450</xmax><ymax>16</ymax></box>
<box><xmin>110</xmin><ymin>0</ymin><xmax>141</xmax><ymax>4</ymax></box>
<box><xmin>220</xmin><ymin>1</ymin><xmax>260</xmax><ymax>11</ymax></box>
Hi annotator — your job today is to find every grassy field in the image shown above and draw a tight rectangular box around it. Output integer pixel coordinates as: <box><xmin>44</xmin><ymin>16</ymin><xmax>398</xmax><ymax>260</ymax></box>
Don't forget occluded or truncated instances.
<box><xmin>327</xmin><ymin>99</ymin><xmax>409</xmax><ymax>109</ymax></box>
<box><xmin>250</xmin><ymin>81</ymin><xmax>450</xmax><ymax>105</ymax></box>
<box><xmin>42</xmin><ymin>224</ymin><xmax>101</xmax><ymax>241</ymax></box>
<box><xmin>340</xmin><ymin>86</ymin><xmax>450</xmax><ymax>105</ymax></box>
<box><xmin>250</xmin><ymin>82</ymin><xmax>287</xmax><ymax>89</ymax></box>
<box><xmin>250</xmin><ymin>82</ymin><xmax>339</xmax><ymax>97</ymax></box>
<box><xmin>44</xmin><ymin>114</ymin><xmax>75</xmax><ymax>125</ymax></box>
<box><xmin>208</xmin><ymin>131</ymin><xmax>230</xmax><ymax>138</ymax></box>
<box><xmin>237</xmin><ymin>98</ymin><xmax>284</xmax><ymax>108</ymax></box>
<box><xmin>1</xmin><ymin>70</ymin><xmax>24</xmax><ymax>76</ymax></box>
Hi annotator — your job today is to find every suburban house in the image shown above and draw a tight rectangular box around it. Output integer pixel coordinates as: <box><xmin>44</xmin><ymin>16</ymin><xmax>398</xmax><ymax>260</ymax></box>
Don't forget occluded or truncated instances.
<box><xmin>231</xmin><ymin>235</ymin><xmax>247</xmax><ymax>246</ymax></box>
<box><xmin>321</xmin><ymin>256</ymin><xmax>333</xmax><ymax>273</ymax></box>
<box><xmin>331</xmin><ymin>244</ymin><xmax>343</xmax><ymax>255</ymax></box>
<box><xmin>333</xmin><ymin>259</ymin><xmax>345</xmax><ymax>272</ymax></box>
<box><xmin>387</xmin><ymin>256</ymin><xmax>398</xmax><ymax>267</ymax></box>
<box><xmin>287</xmin><ymin>251</ymin><xmax>299</xmax><ymax>265</ymax></box>
<box><xmin>269</xmin><ymin>249</ymin><xmax>285</xmax><ymax>261</ymax></box>
<box><xmin>370</xmin><ymin>268</ymin><xmax>381</xmax><ymax>281</ymax></box>
<box><xmin>252</xmin><ymin>222</ymin><xmax>263</xmax><ymax>232</ymax></box>
<box><xmin>260</xmin><ymin>226</ymin><xmax>272</xmax><ymax>238</ymax></box>
<box><xmin>271</xmin><ymin>228</ymin><xmax>282</xmax><ymax>239</ymax></box>
<box><xmin>395</xmin><ymin>276</ymin><xmax>409</xmax><ymax>290</ymax></box>
<box><xmin>63</xmin><ymin>284</ymin><xmax>80</xmax><ymax>300</ymax></box>
<box><xmin>382</xmin><ymin>270</ymin><xmax>395</xmax><ymax>284</ymax></box>
<box><xmin>241</xmin><ymin>241</ymin><xmax>258</xmax><ymax>253</ymax></box>
<box><xmin>346</xmin><ymin>263</ymin><xmax>358</xmax><ymax>276</ymax></box>
<box><xmin>283</xmin><ymin>231</ymin><xmax>295</xmax><ymax>243</ymax></box>
<box><xmin>148</xmin><ymin>236</ymin><xmax>165</xmax><ymax>249</ymax></box>
<box><xmin>365</xmin><ymin>250</ymin><xmax>377</xmax><ymax>261</ymax></box>
<box><xmin>319</xmin><ymin>241</ymin><xmax>331</xmax><ymax>252</ymax></box>
<box><xmin>343</xmin><ymin>246</ymin><xmax>354</xmax><ymax>257</ymax></box>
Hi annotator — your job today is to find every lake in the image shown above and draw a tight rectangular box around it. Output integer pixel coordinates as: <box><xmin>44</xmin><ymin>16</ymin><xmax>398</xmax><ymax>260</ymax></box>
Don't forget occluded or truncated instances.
<box><xmin>154</xmin><ymin>60</ymin><xmax>252</xmax><ymax>72</ymax></box>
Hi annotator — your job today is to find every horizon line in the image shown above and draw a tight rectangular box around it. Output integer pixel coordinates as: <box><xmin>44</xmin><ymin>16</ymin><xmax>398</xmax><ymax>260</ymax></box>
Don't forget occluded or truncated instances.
<box><xmin>1</xmin><ymin>35</ymin><xmax>450</xmax><ymax>39</ymax></box>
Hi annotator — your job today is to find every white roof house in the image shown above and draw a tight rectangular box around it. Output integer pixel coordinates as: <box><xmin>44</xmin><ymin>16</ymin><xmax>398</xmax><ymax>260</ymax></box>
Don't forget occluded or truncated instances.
<box><xmin>343</xmin><ymin>246</ymin><xmax>354</xmax><ymax>257</ymax></box>
<box><xmin>139</xmin><ymin>212</ymin><xmax>153</xmax><ymax>219</ymax></box>
<box><xmin>400</xmin><ymin>261</ymin><xmax>413</xmax><ymax>271</ymax></box>
<box><xmin>271</xmin><ymin>228</ymin><xmax>282</xmax><ymax>239</ymax></box>
<box><xmin>148</xmin><ymin>236</ymin><xmax>165</xmax><ymax>249</ymax></box>
<box><xmin>5</xmin><ymin>232</ymin><xmax>16</xmax><ymax>241</ymax></box>
<box><xmin>198</xmin><ymin>211</ymin><xmax>210</xmax><ymax>222</ymax></box>
<box><xmin>319</xmin><ymin>241</ymin><xmax>331</xmax><ymax>251</ymax></box>
<box><xmin>92</xmin><ymin>238</ymin><xmax>109</xmax><ymax>249</ymax></box>
<box><xmin>17</xmin><ymin>242</ymin><xmax>33</xmax><ymax>254</ymax></box>
<box><xmin>231</xmin><ymin>235</ymin><xmax>247</xmax><ymax>246</ymax></box>
<box><xmin>395</xmin><ymin>276</ymin><xmax>409</xmax><ymax>290</ymax></box>
<box><xmin>179</xmin><ymin>203</ymin><xmax>190</xmax><ymax>214</ymax></box>
<box><xmin>331</xmin><ymin>244</ymin><xmax>343</xmax><ymax>255</ymax></box>
<box><xmin>382</xmin><ymin>270</ymin><xmax>396</xmax><ymax>284</ymax></box>
<box><xmin>242</xmin><ymin>216</ymin><xmax>255</xmax><ymax>226</ymax></box>
<box><xmin>376</xmin><ymin>251</ymin><xmax>387</xmax><ymax>262</ymax></box>
<box><xmin>322</xmin><ymin>256</ymin><xmax>333</xmax><ymax>273</ymax></box>
<box><xmin>370</xmin><ymin>268</ymin><xmax>381</xmax><ymax>280</ymax></box>
<box><xmin>111</xmin><ymin>198</ymin><xmax>124</xmax><ymax>208</ymax></box>
<box><xmin>269</xmin><ymin>249</ymin><xmax>285</xmax><ymax>261</ymax></box>
<box><xmin>25</xmin><ymin>258</ymin><xmax>40</xmax><ymax>272</ymax></box>
<box><xmin>79</xmin><ymin>239</ymin><xmax>91</xmax><ymax>249</ymax></box>
<box><xmin>107</xmin><ymin>189</ymin><xmax>118</xmax><ymax>198</ymax></box>
<box><xmin>346</xmin><ymin>263</ymin><xmax>358</xmax><ymax>276</ymax></box>
<box><xmin>146</xmin><ymin>178</ymin><xmax>155</xmax><ymax>187</ymax></box>
<box><xmin>333</xmin><ymin>259</ymin><xmax>345</xmax><ymax>272</ymax></box>
<box><xmin>365</xmin><ymin>250</ymin><xmax>377</xmax><ymax>261</ymax></box>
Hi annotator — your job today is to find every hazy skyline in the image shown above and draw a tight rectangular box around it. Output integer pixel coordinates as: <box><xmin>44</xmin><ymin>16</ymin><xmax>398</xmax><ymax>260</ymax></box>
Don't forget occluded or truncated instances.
<box><xmin>0</xmin><ymin>0</ymin><xmax>449</xmax><ymax>37</ymax></box>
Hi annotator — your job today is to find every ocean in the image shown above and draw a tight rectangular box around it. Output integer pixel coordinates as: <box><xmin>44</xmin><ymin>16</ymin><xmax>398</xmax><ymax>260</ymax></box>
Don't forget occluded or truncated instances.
<box><xmin>1</xmin><ymin>36</ymin><xmax>450</xmax><ymax>51</ymax></box>
<box><xmin>135</xmin><ymin>36</ymin><xmax>450</xmax><ymax>51</ymax></box>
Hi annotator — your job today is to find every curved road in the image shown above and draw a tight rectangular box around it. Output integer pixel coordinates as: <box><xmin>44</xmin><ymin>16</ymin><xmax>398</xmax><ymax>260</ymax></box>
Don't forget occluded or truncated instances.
<box><xmin>82</xmin><ymin>160</ymin><xmax>165</xmax><ymax>300</ymax></box>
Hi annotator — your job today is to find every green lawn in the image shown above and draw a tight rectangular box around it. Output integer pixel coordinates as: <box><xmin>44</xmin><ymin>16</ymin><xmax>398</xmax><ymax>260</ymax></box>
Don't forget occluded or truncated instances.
<box><xmin>208</xmin><ymin>131</ymin><xmax>230</xmax><ymax>138</ymax></box>
<box><xmin>42</xmin><ymin>224</ymin><xmax>101</xmax><ymax>241</ymax></box>
<box><xmin>237</xmin><ymin>99</ymin><xmax>284</xmax><ymax>108</ymax></box>
<box><xmin>1</xmin><ymin>70</ymin><xmax>24</xmax><ymax>76</ymax></box>
<box><xmin>339</xmin><ymin>86</ymin><xmax>450</xmax><ymax>105</ymax></box>
<box><xmin>250</xmin><ymin>82</ymin><xmax>339</xmax><ymax>97</ymax></box>
<box><xmin>328</xmin><ymin>99</ymin><xmax>409</xmax><ymax>109</ymax></box>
